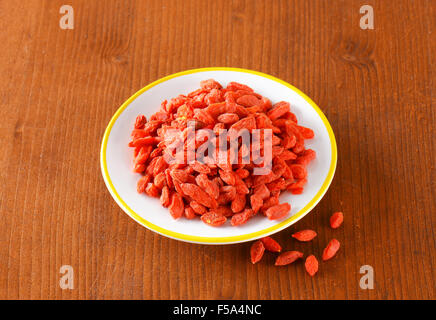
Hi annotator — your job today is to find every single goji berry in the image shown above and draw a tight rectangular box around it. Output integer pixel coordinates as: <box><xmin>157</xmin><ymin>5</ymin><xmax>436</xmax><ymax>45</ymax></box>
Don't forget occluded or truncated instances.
<box><xmin>231</xmin><ymin>194</ymin><xmax>246</xmax><ymax>213</ymax></box>
<box><xmin>292</xmin><ymin>230</ymin><xmax>317</xmax><ymax>242</ymax></box>
<box><xmin>217</xmin><ymin>113</ymin><xmax>239</xmax><ymax>124</ymax></box>
<box><xmin>137</xmin><ymin>175</ymin><xmax>152</xmax><ymax>193</ymax></box>
<box><xmin>226</xmin><ymin>82</ymin><xmax>254</xmax><ymax>93</ymax></box>
<box><xmin>275</xmin><ymin>251</ymin><xmax>303</xmax><ymax>266</ymax></box>
<box><xmin>195</xmin><ymin>173</ymin><xmax>219</xmax><ymax>199</ymax></box>
<box><xmin>322</xmin><ymin>239</ymin><xmax>341</xmax><ymax>261</ymax></box>
<box><xmin>190</xmin><ymin>201</ymin><xmax>207</xmax><ymax>215</ymax></box>
<box><xmin>261</xmin><ymin>237</ymin><xmax>282</xmax><ymax>252</ymax></box>
<box><xmin>133</xmin><ymin>163</ymin><xmax>146</xmax><ymax>173</ymax></box>
<box><xmin>160</xmin><ymin>186</ymin><xmax>171</xmax><ymax>207</ymax></box>
<box><xmin>231</xmin><ymin>211</ymin><xmax>250</xmax><ymax>226</ymax></box>
<box><xmin>330</xmin><ymin>212</ymin><xmax>344</xmax><ymax>229</ymax></box>
<box><xmin>305</xmin><ymin>255</ymin><xmax>319</xmax><ymax>276</ymax></box>
<box><xmin>219</xmin><ymin>170</ymin><xmax>236</xmax><ymax>185</ymax></box>
<box><xmin>267</xmin><ymin>101</ymin><xmax>290</xmax><ymax>120</ymax></box>
<box><xmin>298</xmin><ymin>125</ymin><xmax>315</xmax><ymax>139</ymax></box>
<box><xmin>180</xmin><ymin>183</ymin><xmax>218</xmax><ymax>208</ymax></box>
<box><xmin>236</xmin><ymin>95</ymin><xmax>261</xmax><ymax>107</ymax></box>
<box><xmin>250</xmin><ymin>240</ymin><xmax>265</xmax><ymax>264</ymax></box>
<box><xmin>250</xmin><ymin>194</ymin><xmax>263</xmax><ymax>213</ymax></box>
<box><xmin>184</xmin><ymin>207</ymin><xmax>196</xmax><ymax>219</ymax></box>
<box><xmin>201</xmin><ymin>211</ymin><xmax>227</xmax><ymax>226</ymax></box>
<box><xmin>169</xmin><ymin>193</ymin><xmax>184</xmax><ymax>219</ymax></box>
<box><xmin>200</xmin><ymin>79</ymin><xmax>222</xmax><ymax>90</ymax></box>
<box><xmin>265</xmin><ymin>203</ymin><xmax>291</xmax><ymax>220</ymax></box>
<box><xmin>145</xmin><ymin>183</ymin><xmax>160</xmax><ymax>198</ymax></box>
<box><xmin>153</xmin><ymin>172</ymin><xmax>166</xmax><ymax>189</ymax></box>
<box><xmin>134</xmin><ymin>115</ymin><xmax>147</xmax><ymax>129</ymax></box>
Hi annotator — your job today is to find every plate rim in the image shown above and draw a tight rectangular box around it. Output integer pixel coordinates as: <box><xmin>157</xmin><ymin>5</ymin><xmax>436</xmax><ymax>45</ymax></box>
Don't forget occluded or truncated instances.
<box><xmin>100</xmin><ymin>67</ymin><xmax>337</xmax><ymax>245</ymax></box>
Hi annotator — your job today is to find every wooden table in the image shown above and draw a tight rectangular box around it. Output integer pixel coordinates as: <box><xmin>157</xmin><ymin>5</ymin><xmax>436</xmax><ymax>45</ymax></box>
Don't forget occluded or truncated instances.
<box><xmin>0</xmin><ymin>0</ymin><xmax>434</xmax><ymax>300</ymax></box>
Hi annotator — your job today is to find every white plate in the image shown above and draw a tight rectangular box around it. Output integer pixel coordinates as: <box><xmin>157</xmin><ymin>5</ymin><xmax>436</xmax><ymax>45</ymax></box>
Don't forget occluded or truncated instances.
<box><xmin>100</xmin><ymin>68</ymin><xmax>337</xmax><ymax>245</ymax></box>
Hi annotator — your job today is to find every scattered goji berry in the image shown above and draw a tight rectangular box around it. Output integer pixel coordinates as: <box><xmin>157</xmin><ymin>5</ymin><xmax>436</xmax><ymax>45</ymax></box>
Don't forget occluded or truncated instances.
<box><xmin>292</xmin><ymin>230</ymin><xmax>317</xmax><ymax>242</ymax></box>
<box><xmin>330</xmin><ymin>211</ymin><xmax>344</xmax><ymax>229</ymax></box>
<box><xmin>305</xmin><ymin>255</ymin><xmax>319</xmax><ymax>276</ymax></box>
<box><xmin>275</xmin><ymin>251</ymin><xmax>303</xmax><ymax>266</ymax></box>
<box><xmin>168</xmin><ymin>193</ymin><xmax>184</xmax><ymax>219</ymax></box>
<box><xmin>322</xmin><ymin>239</ymin><xmax>341</xmax><ymax>261</ymax></box>
<box><xmin>261</xmin><ymin>237</ymin><xmax>282</xmax><ymax>252</ymax></box>
<box><xmin>250</xmin><ymin>240</ymin><xmax>265</xmax><ymax>264</ymax></box>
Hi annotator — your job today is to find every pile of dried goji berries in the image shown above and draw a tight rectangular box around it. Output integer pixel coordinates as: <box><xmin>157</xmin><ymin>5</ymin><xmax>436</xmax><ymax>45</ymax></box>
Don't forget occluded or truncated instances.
<box><xmin>129</xmin><ymin>79</ymin><xmax>316</xmax><ymax>226</ymax></box>
<box><xmin>251</xmin><ymin>212</ymin><xmax>344</xmax><ymax>276</ymax></box>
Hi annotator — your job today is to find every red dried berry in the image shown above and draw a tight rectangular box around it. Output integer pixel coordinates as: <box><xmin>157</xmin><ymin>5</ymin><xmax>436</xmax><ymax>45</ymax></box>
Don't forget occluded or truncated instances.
<box><xmin>330</xmin><ymin>211</ymin><xmax>344</xmax><ymax>229</ymax></box>
<box><xmin>322</xmin><ymin>239</ymin><xmax>341</xmax><ymax>261</ymax></box>
<box><xmin>168</xmin><ymin>193</ymin><xmax>184</xmax><ymax>219</ymax></box>
<box><xmin>305</xmin><ymin>255</ymin><xmax>319</xmax><ymax>276</ymax></box>
<box><xmin>201</xmin><ymin>212</ymin><xmax>227</xmax><ymax>227</ymax></box>
<box><xmin>265</xmin><ymin>203</ymin><xmax>291</xmax><ymax>220</ymax></box>
<box><xmin>292</xmin><ymin>230</ymin><xmax>317</xmax><ymax>242</ymax></box>
<box><xmin>260</xmin><ymin>237</ymin><xmax>282</xmax><ymax>252</ymax></box>
<box><xmin>250</xmin><ymin>240</ymin><xmax>265</xmax><ymax>264</ymax></box>
<box><xmin>275</xmin><ymin>251</ymin><xmax>303</xmax><ymax>266</ymax></box>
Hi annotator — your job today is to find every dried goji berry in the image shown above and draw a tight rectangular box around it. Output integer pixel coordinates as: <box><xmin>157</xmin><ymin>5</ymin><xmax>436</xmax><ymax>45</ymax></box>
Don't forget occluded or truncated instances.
<box><xmin>267</xmin><ymin>101</ymin><xmax>290</xmax><ymax>121</ymax></box>
<box><xmin>231</xmin><ymin>210</ymin><xmax>251</xmax><ymax>226</ymax></box>
<box><xmin>190</xmin><ymin>201</ymin><xmax>206</xmax><ymax>215</ymax></box>
<box><xmin>322</xmin><ymin>239</ymin><xmax>341</xmax><ymax>261</ymax></box>
<box><xmin>298</xmin><ymin>125</ymin><xmax>314</xmax><ymax>139</ymax></box>
<box><xmin>275</xmin><ymin>251</ymin><xmax>303</xmax><ymax>266</ymax></box>
<box><xmin>265</xmin><ymin>203</ymin><xmax>291</xmax><ymax>220</ymax></box>
<box><xmin>201</xmin><ymin>211</ymin><xmax>227</xmax><ymax>227</ymax></box>
<box><xmin>133</xmin><ymin>163</ymin><xmax>146</xmax><ymax>173</ymax></box>
<box><xmin>145</xmin><ymin>183</ymin><xmax>160</xmax><ymax>198</ymax></box>
<box><xmin>254</xmin><ymin>184</ymin><xmax>271</xmax><ymax>200</ymax></box>
<box><xmin>226</xmin><ymin>82</ymin><xmax>254</xmax><ymax>93</ymax></box>
<box><xmin>250</xmin><ymin>194</ymin><xmax>263</xmax><ymax>213</ymax></box>
<box><xmin>231</xmin><ymin>194</ymin><xmax>246</xmax><ymax>213</ymax></box>
<box><xmin>292</xmin><ymin>230</ymin><xmax>317</xmax><ymax>242</ymax></box>
<box><xmin>153</xmin><ymin>172</ymin><xmax>166</xmax><ymax>189</ymax></box>
<box><xmin>217</xmin><ymin>113</ymin><xmax>239</xmax><ymax>124</ymax></box>
<box><xmin>180</xmin><ymin>183</ymin><xmax>218</xmax><ymax>208</ymax></box>
<box><xmin>134</xmin><ymin>115</ymin><xmax>147</xmax><ymax>129</ymax></box>
<box><xmin>330</xmin><ymin>211</ymin><xmax>344</xmax><ymax>229</ymax></box>
<box><xmin>261</xmin><ymin>195</ymin><xmax>279</xmax><ymax>213</ymax></box>
<box><xmin>236</xmin><ymin>95</ymin><xmax>260</xmax><ymax>107</ymax></box>
<box><xmin>219</xmin><ymin>170</ymin><xmax>236</xmax><ymax>185</ymax></box>
<box><xmin>250</xmin><ymin>240</ymin><xmax>265</xmax><ymax>264</ymax></box>
<box><xmin>195</xmin><ymin>173</ymin><xmax>219</xmax><ymax>199</ymax></box>
<box><xmin>290</xmin><ymin>164</ymin><xmax>307</xmax><ymax>179</ymax></box>
<box><xmin>229</xmin><ymin>116</ymin><xmax>256</xmax><ymax>131</ymax></box>
<box><xmin>135</xmin><ymin>145</ymin><xmax>153</xmax><ymax>165</ymax></box>
<box><xmin>130</xmin><ymin>136</ymin><xmax>161</xmax><ymax>147</ymax></box>
<box><xmin>184</xmin><ymin>207</ymin><xmax>196</xmax><ymax>219</ymax></box>
<box><xmin>200</xmin><ymin>79</ymin><xmax>222</xmax><ymax>90</ymax></box>
<box><xmin>169</xmin><ymin>193</ymin><xmax>184</xmax><ymax>219</ymax></box>
<box><xmin>160</xmin><ymin>186</ymin><xmax>171</xmax><ymax>207</ymax></box>
<box><xmin>235</xmin><ymin>168</ymin><xmax>249</xmax><ymax>179</ymax></box>
<box><xmin>137</xmin><ymin>175</ymin><xmax>152</xmax><ymax>193</ymax></box>
<box><xmin>261</xmin><ymin>237</ymin><xmax>282</xmax><ymax>252</ymax></box>
<box><xmin>305</xmin><ymin>255</ymin><xmax>319</xmax><ymax>276</ymax></box>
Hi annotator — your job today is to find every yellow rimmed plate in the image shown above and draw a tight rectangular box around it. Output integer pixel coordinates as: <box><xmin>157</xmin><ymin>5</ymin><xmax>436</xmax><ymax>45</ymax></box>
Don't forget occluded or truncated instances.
<box><xmin>100</xmin><ymin>68</ymin><xmax>337</xmax><ymax>245</ymax></box>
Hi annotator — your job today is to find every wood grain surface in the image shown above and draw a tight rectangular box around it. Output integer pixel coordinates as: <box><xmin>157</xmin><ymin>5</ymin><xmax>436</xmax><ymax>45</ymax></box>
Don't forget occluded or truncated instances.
<box><xmin>0</xmin><ymin>0</ymin><xmax>434</xmax><ymax>300</ymax></box>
